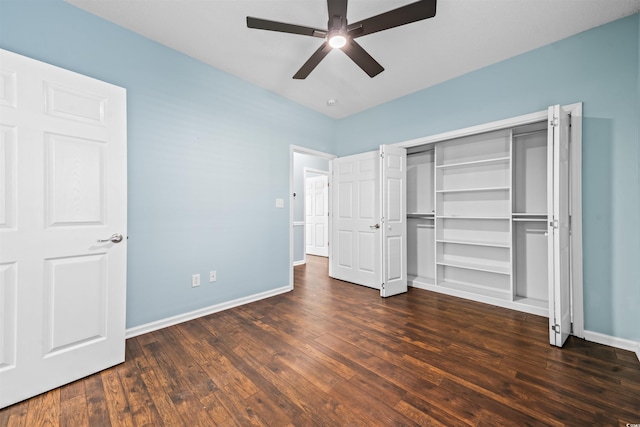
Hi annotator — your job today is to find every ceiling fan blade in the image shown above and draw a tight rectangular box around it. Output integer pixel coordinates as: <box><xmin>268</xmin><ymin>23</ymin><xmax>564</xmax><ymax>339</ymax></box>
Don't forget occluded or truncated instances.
<box><xmin>293</xmin><ymin>42</ymin><xmax>333</xmax><ymax>79</ymax></box>
<box><xmin>327</xmin><ymin>0</ymin><xmax>348</xmax><ymax>22</ymax></box>
<box><xmin>247</xmin><ymin>17</ymin><xmax>326</xmax><ymax>38</ymax></box>
<box><xmin>341</xmin><ymin>39</ymin><xmax>384</xmax><ymax>78</ymax></box>
<box><xmin>348</xmin><ymin>0</ymin><xmax>436</xmax><ymax>38</ymax></box>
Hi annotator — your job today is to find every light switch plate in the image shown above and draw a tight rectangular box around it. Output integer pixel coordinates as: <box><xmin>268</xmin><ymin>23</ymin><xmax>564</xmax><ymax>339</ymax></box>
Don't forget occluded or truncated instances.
<box><xmin>275</xmin><ymin>198</ymin><xmax>284</xmax><ymax>208</ymax></box>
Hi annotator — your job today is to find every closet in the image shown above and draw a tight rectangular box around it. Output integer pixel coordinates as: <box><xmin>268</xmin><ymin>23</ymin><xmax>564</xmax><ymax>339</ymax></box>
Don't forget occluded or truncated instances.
<box><xmin>330</xmin><ymin>104</ymin><xmax>582</xmax><ymax>347</ymax></box>
<box><xmin>403</xmin><ymin>104</ymin><xmax>581</xmax><ymax>347</ymax></box>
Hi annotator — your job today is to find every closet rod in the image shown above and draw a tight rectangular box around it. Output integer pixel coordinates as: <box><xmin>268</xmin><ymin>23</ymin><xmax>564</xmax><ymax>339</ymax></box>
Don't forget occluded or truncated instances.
<box><xmin>513</xmin><ymin>129</ymin><xmax>546</xmax><ymax>138</ymax></box>
<box><xmin>407</xmin><ymin>147</ymin><xmax>434</xmax><ymax>156</ymax></box>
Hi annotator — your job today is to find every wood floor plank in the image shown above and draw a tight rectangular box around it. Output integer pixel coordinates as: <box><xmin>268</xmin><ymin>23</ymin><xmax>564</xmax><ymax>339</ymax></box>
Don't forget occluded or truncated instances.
<box><xmin>23</xmin><ymin>389</ymin><xmax>60</xmax><ymax>426</ymax></box>
<box><xmin>58</xmin><ymin>381</ymin><xmax>89</xmax><ymax>427</ymax></box>
<box><xmin>100</xmin><ymin>368</ymin><xmax>134</xmax><ymax>427</ymax></box>
<box><xmin>1</xmin><ymin>255</ymin><xmax>639</xmax><ymax>425</ymax></box>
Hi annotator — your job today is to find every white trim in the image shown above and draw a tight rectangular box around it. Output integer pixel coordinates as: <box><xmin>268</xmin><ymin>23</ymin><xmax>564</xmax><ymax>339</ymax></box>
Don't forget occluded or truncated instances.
<box><xmin>293</xmin><ymin>260</ymin><xmax>306</xmax><ymax>266</ymax></box>
<box><xmin>290</xmin><ymin>145</ymin><xmax>335</xmax><ymax>290</ymax></box>
<box><xmin>397</xmin><ymin>110</ymin><xmax>549</xmax><ymax>150</ymax></box>
<box><xmin>566</xmin><ymin>102</ymin><xmax>584</xmax><ymax>338</ymax></box>
<box><xmin>293</xmin><ymin>221</ymin><xmax>305</xmax><ymax>227</ymax></box>
<box><xmin>583</xmin><ymin>330</ymin><xmax>640</xmax><ymax>361</ymax></box>
<box><xmin>290</xmin><ymin>144</ymin><xmax>336</xmax><ymax>160</ymax></box>
<box><xmin>125</xmin><ymin>286</ymin><xmax>290</xmax><ymax>339</ymax></box>
<box><xmin>305</xmin><ymin>167</ymin><xmax>329</xmax><ymax>176</ymax></box>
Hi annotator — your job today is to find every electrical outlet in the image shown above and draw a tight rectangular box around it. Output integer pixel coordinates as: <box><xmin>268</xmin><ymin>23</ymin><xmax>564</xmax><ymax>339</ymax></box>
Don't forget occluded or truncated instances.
<box><xmin>192</xmin><ymin>274</ymin><xmax>200</xmax><ymax>287</ymax></box>
<box><xmin>209</xmin><ymin>271</ymin><xmax>217</xmax><ymax>283</ymax></box>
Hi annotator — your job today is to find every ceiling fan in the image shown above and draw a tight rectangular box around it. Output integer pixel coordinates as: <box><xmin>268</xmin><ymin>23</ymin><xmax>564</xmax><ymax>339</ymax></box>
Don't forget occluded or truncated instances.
<box><xmin>247</xmin><ymin>0</ymin><xmax>437</xmax><ymax>79</ymax></box>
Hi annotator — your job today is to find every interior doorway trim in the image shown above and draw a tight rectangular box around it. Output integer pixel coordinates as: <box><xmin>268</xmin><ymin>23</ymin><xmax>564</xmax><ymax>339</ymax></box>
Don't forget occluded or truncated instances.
<box><xmin>289</xmin><ymin>145</ymin><xmax>336</xmax><ymax>289</ymax></box>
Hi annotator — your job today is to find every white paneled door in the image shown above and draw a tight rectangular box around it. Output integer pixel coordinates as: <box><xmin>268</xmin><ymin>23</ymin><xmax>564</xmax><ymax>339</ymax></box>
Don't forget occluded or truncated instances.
<box><xmin>0</xmin><ymin>49</ymin><xmax>127</xmax><ymax>408</ymax></box>
<box><xmin>331</xmin><ymin>151</ymin><xmax>380</xmax><ymax>289</ymax></box>
<box><xmin>305</xmin><ymin>174</ymin><xmax>328</xmax><ymax>257</ymax></box>
<box><xmin>380</xmin><ymin>145</ymin><xmax>407</xmax><ymax>297</ymax></box>
<box><xmin>548</xmin><ymin>104</ymin><xmax>571</xmax><ymax>347</ymax></box>
<box><xmin>330</xmin><ymin>147</ymin><xmax>407</xmax><ymax>297</ymax></box>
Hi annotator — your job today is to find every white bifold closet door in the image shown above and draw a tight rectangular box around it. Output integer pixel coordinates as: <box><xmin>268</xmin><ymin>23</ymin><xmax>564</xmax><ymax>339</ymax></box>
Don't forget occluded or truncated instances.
<box><xmin>330</xmin><ymin>145</ymin><xmax>407</xmax><ymax>297</ymax></box>
<box><xmin>548</xmin><ymin>104</ymin><xmax>571</xmax><ymax>347</ymax></box>
<box><xmin>0</xmin><ymin>49</ymin><xmax>127</xmax><ymax>408</ymax></box>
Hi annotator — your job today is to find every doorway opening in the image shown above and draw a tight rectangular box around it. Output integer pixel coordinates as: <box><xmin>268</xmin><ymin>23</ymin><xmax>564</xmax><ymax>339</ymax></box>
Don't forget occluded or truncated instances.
<box><xmin>289</xmin><ymin>145</ymin><xmax>335</xmax><ymax>289</ymax></box>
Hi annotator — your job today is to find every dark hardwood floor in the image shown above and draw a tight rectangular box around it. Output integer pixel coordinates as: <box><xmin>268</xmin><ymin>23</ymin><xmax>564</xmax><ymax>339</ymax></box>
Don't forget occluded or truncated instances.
<box><xmin>2</xmin><ymin>255</ymin><xmax>639</xmax><ymax>426</ymax></box>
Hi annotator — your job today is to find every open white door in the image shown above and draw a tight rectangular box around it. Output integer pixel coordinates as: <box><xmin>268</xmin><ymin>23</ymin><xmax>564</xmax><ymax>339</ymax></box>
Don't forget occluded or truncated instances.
<box><xmin>330</xmin><ymin>151</ymin><xmax>380</xmax><ymax>289</ymax></box>
<box><xmin>0</xmin><ymin>49</ymin><xmax>127</xmax><ymax>407</ymax></box>
<box><xmin>305</xmin><ymin>174</ymin><xmax>329</xmax><ymax>257</ymax></box>
<box><xmin>547</xmin><ymin>105</ymin><xmax>571</xmax><ymax>347</ymax></box>
<box><xmin>380</xmin><ymin>145</ymin><xmax>407</xmax><ymax>297</ymax></box>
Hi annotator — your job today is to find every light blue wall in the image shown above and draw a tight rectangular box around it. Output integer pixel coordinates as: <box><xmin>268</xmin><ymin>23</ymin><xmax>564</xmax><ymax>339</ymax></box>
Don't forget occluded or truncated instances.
<box><xmin>0</xmin><ymin>0</ymin><xmax>336</xmax><ymax>328</ymax></box>
<box><xmin>336</xmin><ymin>14</ymin><xmax>640</xmax><ymax>342</ymax></box>
<box><xmin>1</xmin><ymin>1</ymin><xmax>638</xmax><ymax>343</ymax></box>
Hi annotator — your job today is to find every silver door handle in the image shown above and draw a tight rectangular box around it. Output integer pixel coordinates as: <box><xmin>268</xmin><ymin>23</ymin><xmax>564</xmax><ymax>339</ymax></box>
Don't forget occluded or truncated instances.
<box><xmin>370</xmin><ymin>224</ymin><xmax>380</xmax><ymax>229</ymax></box>
<box><xmin>98</xmin><ymin>233</ymin><xmax>124</xmax><ymax>243</ymax></box>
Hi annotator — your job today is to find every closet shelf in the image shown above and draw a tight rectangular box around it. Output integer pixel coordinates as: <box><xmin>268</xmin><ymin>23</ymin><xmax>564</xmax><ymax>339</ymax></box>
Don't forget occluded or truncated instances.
<box><xmin>436</xmin><ymin>280</ymin><xmax>512</xmax><ymax>299</ymax></box>
<box><xmin>436</xmin><ymin>238</ymin><xmax>510</xmax><ymax>248</ymax></box>
<box><xmin>436</xmin><ymin>156</ymin><xmax>510</xmax><ymax>169</ymax></box>
<box><xmin>436</xmin><ymin>260</ymin><xmax>511</xmax><ymax>275</ymax></box>
<box><xmin>437</xmin><ymin>215</ymin><xmax>511</xmax><ymax>220</ymax></box>
<box><xmin>436</xmin><ymin>186</ymin><xmax>509</xmax><ymax>194</ymax></box>
<box><xmin>407</xmin><ymin>213</ymin><xmax>435</xmax><ymax>219</ymax></box>
<box><xmin>512</xmin><ymin>212</ymin><xmax>547</xmax><ymax>216</ymax></box>
<box><xmin>512</xmin><ymin>218</ymin><xmax>548</xmax><ymax>222</ymax></box>
<box><xmin>513</xmin><ymin>296</ymin><xmax>548</xmax><ymax>309</ymax></box>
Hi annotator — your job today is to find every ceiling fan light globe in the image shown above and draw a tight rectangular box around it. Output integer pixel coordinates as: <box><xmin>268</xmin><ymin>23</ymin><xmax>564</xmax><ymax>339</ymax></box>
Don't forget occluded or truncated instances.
<box><xmin>328</xmin><ymin>34</ymin><xmax>347</xmax><ymax>49</ymax></box>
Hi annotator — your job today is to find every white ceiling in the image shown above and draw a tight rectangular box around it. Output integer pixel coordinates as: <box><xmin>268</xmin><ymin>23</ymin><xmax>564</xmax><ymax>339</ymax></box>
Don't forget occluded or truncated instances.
<box><xmin>66</xmin><ymin>0</ymin><xmax>640</xmax><ymax>118</ymax></box>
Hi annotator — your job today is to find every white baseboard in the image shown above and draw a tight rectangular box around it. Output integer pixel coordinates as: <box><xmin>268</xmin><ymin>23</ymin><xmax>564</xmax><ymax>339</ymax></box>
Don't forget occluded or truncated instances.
<box><xmin>293</xmin><ymin>260</ymin><xmax>306</xmax><ymax>266</ymax></box>
<box><xmin>583</xmin><ymin>330</ymin><xmax>640</xmax><ymax>362</ymax></box>
<box><xmin>125</xmin><ymin>285</ymin><xmax>292</xmax><ymax>339</ymax></box>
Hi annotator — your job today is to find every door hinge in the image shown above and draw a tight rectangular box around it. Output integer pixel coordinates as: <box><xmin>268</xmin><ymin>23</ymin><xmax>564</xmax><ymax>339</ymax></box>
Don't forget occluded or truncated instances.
<box><xmin>549</xmin><ymin>117</ymin><xmax>558</xmax><ymax>127</ymax></box>
<box><xmin>381</xmin><ymin>283</ymin><xmax>385</xmax><ymax>289</ymax></box>
<box><xmin>550</xmin><ymin>219</ymin><xmax>558</xmax><ymax>229</ymax></box>
<box><xmin>551</xmin><ymin>324</ymin><xmax>560</xmax><ymax>333</ymax></box>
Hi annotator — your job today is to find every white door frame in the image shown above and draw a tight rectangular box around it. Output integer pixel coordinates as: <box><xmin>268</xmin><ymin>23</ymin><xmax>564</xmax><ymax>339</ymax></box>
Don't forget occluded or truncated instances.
<box><xmin>289</xmin><ymin>145</ymin><xmax>335</xmax><ymax>289</ymax></box>
<box><xmin>304</xmin><ymin>168</ymin><xmax>329</xmax><ymax>260</ymax></box>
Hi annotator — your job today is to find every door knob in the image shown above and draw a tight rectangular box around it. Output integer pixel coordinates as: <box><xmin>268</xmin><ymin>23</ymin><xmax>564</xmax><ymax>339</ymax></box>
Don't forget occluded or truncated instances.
<box><xmin>370</xmin><ymin>224</ymin><xmax>380</xmax><ymax>229</ymax></box>
<box><xmin>98</xmin><ymin>233</ymin><xmax>124</xmax><ymax>243</ymax></box>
